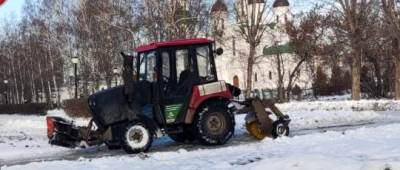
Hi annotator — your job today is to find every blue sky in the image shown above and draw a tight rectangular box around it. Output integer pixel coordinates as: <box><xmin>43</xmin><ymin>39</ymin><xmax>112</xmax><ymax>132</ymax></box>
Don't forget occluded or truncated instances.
<box><xmin>0</xmin><ymin>0</ymin><xmax>316</xmax><ymax>22</ymax></box>
<box><xmin>0</xmin><ymin>0</ymin><xmax>24</xmax><ymax>20</ymax></box>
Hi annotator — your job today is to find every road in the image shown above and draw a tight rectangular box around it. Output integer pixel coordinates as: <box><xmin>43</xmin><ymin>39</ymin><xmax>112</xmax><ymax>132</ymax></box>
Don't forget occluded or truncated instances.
<box><xmin>3</xmin><ymin>119</ymin><xmax>398</xmax><ymax>167</ymax></box>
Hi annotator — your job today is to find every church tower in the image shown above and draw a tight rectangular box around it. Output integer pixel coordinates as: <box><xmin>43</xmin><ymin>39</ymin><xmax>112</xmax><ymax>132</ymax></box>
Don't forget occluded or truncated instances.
<box><xmin>211</xmin><ymin>0</ymin><xmax>229</xmax><ymax>40</ymax></box>
<box><xmin>272</xmin><ymin>0</ymin><xmax>291</xmax><ymax>25</ymax></box>
<box><xmin>270</xmin><ymin>0</ymin><xmax>291</xmax><ymax>45</ymax></box>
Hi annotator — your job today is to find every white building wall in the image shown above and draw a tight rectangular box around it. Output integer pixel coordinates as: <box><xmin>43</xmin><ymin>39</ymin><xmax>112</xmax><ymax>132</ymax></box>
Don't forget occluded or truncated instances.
<box><xmin>212</xmin><ymin>2</ymin><xmax>312</xmax><ymax>92</ymax></box>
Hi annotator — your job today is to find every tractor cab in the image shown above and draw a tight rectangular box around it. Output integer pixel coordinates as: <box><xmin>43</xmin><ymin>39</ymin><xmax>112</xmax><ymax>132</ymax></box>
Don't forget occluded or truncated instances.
<box><xmin>127</xmin><ymin>39</ymin><xmax>227</xmax><ymax>126</ymax></box>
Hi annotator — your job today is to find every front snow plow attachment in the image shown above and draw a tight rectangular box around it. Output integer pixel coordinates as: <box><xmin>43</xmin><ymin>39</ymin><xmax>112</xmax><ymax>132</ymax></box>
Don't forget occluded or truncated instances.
<box><xmin>46</xmin><ymin>117</ymin><xmax>106</xmax><ymax>148</ymax></box>
<box><xmin>46</xmin><ymin>117</ymin><xmax>81</xmax><ymax>148</ymax></box>
<box><xmin>232</xmin><ymin>98</ymin><xmax>291</xmax><ymax>140</ymax></box>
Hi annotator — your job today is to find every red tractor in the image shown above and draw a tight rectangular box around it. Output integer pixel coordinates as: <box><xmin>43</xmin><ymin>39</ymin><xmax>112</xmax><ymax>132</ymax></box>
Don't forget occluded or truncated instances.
<box><xmin>46</xmin><ymin>38</ymin><xmax>290</xmax><ymax>154</ymax></box>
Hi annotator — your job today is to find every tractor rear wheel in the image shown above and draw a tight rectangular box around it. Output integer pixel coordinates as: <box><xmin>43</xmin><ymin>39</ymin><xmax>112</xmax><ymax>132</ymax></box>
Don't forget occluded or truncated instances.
<box><xmin>121</xmin><ymin>122</ymin><xmax>153</xmax><ymax>154</ymax></box>
<box><xmin>194</xmin><ymin>103</ymin><xmax>235</xmax><ymax>145</ymax></box>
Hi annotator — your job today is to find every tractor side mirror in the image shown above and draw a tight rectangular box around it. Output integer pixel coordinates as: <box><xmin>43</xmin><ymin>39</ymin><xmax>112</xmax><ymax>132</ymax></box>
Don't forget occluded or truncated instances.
<box><xmin>215</xmin><ymin>48</ymin><xmax>224</xmax><ymax>56</ymax></box>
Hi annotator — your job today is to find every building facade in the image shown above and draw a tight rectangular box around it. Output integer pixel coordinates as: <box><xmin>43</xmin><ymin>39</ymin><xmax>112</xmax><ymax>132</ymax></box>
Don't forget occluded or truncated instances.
<box><xmin>211</xmin><ymin>0</ymin><xmax>312</xmax><ymax>94</ymax></box>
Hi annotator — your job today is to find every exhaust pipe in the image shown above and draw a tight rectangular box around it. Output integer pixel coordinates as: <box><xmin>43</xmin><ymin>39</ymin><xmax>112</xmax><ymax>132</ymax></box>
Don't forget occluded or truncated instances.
<box><xmin>121</xmin><ymin>52</ymin><xmax>135</xmax><ymax>102</ymax></box>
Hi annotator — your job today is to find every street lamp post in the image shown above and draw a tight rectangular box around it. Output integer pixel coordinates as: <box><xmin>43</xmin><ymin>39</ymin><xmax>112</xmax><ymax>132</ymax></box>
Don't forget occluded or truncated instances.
<box><xmin>3</xmin><ymin>80</ymin><xmax>8</xmax><ymax>104</ymax></box>
<box><xmin>113</xmin><ymin>68</ymin><xmax>118</xmax><ymax>87</ymax></box>
<box><xmin>71</xmin><ymin>57</ymin><xmax>79</xmax><ymax>99</ymax></box>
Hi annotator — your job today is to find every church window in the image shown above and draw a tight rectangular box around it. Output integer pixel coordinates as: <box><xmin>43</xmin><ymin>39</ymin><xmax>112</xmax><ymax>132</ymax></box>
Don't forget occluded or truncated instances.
<box><xmin>269</xmin><ymin>71</ymin><xmax>272</xmax><ymax>80</ymax></box>
<box><xmin>254</xmin><ymin>73</ymin><xmax>258</xmax><ymax>82</ymax></box>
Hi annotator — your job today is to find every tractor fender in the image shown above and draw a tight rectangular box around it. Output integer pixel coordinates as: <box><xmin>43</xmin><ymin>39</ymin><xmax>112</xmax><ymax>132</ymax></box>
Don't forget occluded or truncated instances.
<box><xmin>134</xmin><ymin>113</ymin><xmax>160</xmax><ymax>137</ymax></box>
<box><xmin>184</xmin><ymin>82</ymin><xmax>233</xmax><ymax>124</ymax></box>
<box><xmin>184</xmin><ymin>96</ymin><xmax>231</xmax><ymax>124</ymax></box>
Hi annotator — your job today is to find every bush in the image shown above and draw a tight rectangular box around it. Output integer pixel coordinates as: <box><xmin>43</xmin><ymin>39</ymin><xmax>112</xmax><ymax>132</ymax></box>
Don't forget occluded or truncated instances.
<box><xmin>329</xmin><ymin>65</ymin><xmax>348</xmax><ymax>95</ymax></box>
<box><xmin>0</xmin><ymin>103</ymin><xmax>49</xmax><ymax>115</ymax></box>
<box><xmin>63</xmin><ymin>98</ymin><xmax>92</xmax><ymax>118</ymax></box>
<box><xmin>313</xmin><ymin>66</ymin><xmax>329</xmax><ymax>96</ymax></box>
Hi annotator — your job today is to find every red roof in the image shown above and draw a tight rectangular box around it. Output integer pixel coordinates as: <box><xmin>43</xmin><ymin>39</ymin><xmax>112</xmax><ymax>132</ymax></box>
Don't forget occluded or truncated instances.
<box><xmin>135</xmin><ymin>38</ymin><xmax>214</xmax><ymax>53</ymax></box>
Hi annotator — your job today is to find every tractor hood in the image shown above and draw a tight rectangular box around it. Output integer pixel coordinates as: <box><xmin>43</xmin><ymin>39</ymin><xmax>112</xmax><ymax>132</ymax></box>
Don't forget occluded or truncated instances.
<box><xmin>87</xmin><ymin>81</ymin><xmax>153</xmax><ymax>129</ymax></box>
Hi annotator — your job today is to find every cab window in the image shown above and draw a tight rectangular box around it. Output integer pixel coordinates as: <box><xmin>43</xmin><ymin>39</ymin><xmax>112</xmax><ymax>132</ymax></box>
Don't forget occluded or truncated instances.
<box><xmin>139</xmin><ymin>51</ymin><xmax>157</xmax><ymax>82</ymax></box>
<box><xmin>162</xmin><ymin>52</ymin><xmax>170</xmax><ymax>80</ymax></box>
<box><xmin>176</xmin><ymin>49</ymin><xmax>190</xmax><ymax>81</ymax></box>
<box><xmin>196</xmin><ymin>46</ymin><xmax>215</xmax><ymax>81</ymax></box>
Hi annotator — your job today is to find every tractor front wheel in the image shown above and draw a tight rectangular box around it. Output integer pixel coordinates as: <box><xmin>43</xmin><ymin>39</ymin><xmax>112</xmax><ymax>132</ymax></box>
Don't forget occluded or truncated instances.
<box><xmin>121</xmin><ymin>122</ymin><xmax>153</xmax><ymax>154</ymax></box>
<box><xmin>194</xmin><ymin>103</ymin><xmax>235</xmax><ymax>145</ymax></box>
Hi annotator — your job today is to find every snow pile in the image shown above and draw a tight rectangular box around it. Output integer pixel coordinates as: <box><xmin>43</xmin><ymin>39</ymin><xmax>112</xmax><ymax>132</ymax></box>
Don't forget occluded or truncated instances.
<box><xmin>276</xmin><ymin>100</ymin><xmax>400</xmax><ymax>130</ymax></box>
<box><xmin>278</xmin><ymin>100</ymin><xmax>400</xmax><ymax>112</ymax></box>
<box><xmin>4</xmin><ymin>123</ymin><xmax>400</xmax><ymax>170</ymax></box>
<box><xmin>0</xmin><ymin>110</ymin><xmax>90</xmax><ymax>162</ymax></box>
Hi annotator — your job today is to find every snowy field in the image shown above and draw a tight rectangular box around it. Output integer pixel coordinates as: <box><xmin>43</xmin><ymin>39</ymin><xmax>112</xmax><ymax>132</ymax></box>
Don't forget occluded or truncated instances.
<box><xmin>1</xmin><ymin>99</ymin><xmax>400</xmax><ymax>170</ymax></box>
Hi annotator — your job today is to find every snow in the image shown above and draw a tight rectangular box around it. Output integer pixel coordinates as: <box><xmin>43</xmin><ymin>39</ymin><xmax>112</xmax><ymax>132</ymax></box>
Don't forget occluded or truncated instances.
<box><xmin>0</xmin><ymin>110</ymin><xmax>89</xmax><ymax>162</ymax></box>
<box><xmin>1</xmin><ymin>99</ymin><xmax>400</xmax><ymax>169</ymax></box>
<box><xmin>3</xmin><ymin>124</ymin><xmax>400</xmax><ymax>170</ymax></box>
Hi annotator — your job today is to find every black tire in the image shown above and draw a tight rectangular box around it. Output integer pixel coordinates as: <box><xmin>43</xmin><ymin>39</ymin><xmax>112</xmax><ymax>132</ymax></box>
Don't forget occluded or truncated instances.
<box><xmin>121</xmin><ymin>122</ymin><xmax>153</xmax><ymax>154</ymax></box>
<box><xmin>193</xmin><ymin>103</ymin><xmax>235</xmax><ymax>145</ymax></box>
<box><xmin>271</xmin><ymin>120</ymin><xmax>290</xmax><ymax>138</ymax></box>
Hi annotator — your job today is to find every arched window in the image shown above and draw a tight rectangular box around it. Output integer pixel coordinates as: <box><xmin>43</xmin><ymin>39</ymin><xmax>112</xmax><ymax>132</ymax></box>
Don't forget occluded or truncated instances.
<box><xmin>269</xmin><ymin>71</ymin><xmax>272</xmax><ymax>80</ymax></box>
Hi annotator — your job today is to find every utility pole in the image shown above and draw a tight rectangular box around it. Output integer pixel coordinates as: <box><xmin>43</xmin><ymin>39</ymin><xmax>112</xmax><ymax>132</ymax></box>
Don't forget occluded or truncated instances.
<box><xmin>71</xmin><ymin>57</ymin><xmax>79</xmax><ymax>99</ymax></box>
<box><xmin>113</xmin><ymin>68</ymin><xmax>118</xmax><ymax>87</ymax></box>
<box><xmin>3</xmin><ymin>80</ymin><xmax>8</xmax><ymax>104</ymax></box>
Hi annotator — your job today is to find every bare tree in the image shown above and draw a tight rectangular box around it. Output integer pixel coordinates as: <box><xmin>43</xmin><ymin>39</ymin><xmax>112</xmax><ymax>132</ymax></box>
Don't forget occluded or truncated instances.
<box><xmin>139</xmin><ymin>0</ymin><xmax>209</xmax><ymax>41</ymax></box>
<box><xmin>332</xmin><ymin>0</ymin><xmax>376</xmax><ymax>100</ymax></box>
<box><xmin>285</xmin><ymin>8</ymin><xmax>326</xmax><ymax>101</ymax></box>
<box><xmin>382</xmin><ymin>0</ymin><xmax>400</xmax><ymax>100</ymax></box>
<box><xmin>234</xmin><ymin>0</ymin><xmax>270</xmax><ymax>97</ymax></box>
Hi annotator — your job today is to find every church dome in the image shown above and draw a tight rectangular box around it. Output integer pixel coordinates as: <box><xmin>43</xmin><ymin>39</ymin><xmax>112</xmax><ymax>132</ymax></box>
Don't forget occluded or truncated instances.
<box><xmin>273</xmin><ymin>0</ymin><xmax>289</xmax><ymax>8</ymax></box>
<box><xmin>211</xmin><ymin>0</ymin><xmax>228</xmax><ymax>13</ymax></box>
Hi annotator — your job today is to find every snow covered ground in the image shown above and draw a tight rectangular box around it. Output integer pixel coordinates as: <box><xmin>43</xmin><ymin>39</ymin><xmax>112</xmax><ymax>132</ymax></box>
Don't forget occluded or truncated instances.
<box><xmin>1</xmin><ymin>99</ymin><xmax>400</xmax><ymax>169</ymax></box>
<box><xmin>4</xmin><ymin>124</ymin><xmax>400</xmax><ymax>170</ymax></box>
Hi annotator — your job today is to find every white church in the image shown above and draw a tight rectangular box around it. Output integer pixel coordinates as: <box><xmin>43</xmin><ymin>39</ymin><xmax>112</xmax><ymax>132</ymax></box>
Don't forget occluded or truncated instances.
<box><xmin>210</xmin><ymin>0</ymin><xmax>312</xmax><ymax>95</ymax></box>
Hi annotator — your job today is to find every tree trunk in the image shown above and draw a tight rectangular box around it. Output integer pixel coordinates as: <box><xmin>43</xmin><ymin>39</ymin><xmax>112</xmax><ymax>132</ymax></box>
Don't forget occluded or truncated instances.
<box><xmin>276</xmin><ymin>54</ymin><xmax>285</xmax><ymax>102</ymax></box>
<box><xmin>286</xmin><ymin>59</ymin><xmax>306</xmax><ymax>102</ymax></box>
<box><xmin>351</xmin><ymin>50</ymin><xmax>361</xmax><ymax>100</ymax></box>
<box><xmin>395</xmin><ymin>55</ymin><xmax>400</xmax><ymax>100</ymax></box>
<box><xmin>245</xmin><ymin>45</ymin><xmax>256</xmax><ymax>98</ymax></box>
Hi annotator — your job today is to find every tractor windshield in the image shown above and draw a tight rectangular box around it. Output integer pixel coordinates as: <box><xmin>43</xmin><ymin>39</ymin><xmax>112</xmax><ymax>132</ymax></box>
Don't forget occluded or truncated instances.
<box><xmin>139</xmin><ymin>50</ymin><xmax>157</xmax><ymax>82</ymax></box>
